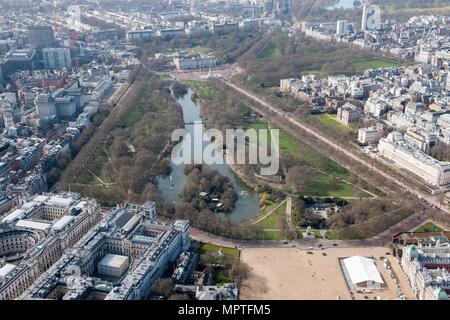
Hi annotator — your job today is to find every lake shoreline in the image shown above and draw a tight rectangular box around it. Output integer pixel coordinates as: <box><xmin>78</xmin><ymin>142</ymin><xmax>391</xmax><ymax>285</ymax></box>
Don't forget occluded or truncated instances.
<box><xmin>157</xmin><ymin>86</ymin><xmax>261</xmax><ymax>223</ymax></box>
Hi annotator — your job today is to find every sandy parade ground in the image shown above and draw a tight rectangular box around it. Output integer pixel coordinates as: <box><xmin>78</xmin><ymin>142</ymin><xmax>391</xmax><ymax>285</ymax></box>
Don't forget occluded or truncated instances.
<box><xmin>240</xmin><ymin>247</ymin><xmax>416</xmax><ymax>300</ymax></box>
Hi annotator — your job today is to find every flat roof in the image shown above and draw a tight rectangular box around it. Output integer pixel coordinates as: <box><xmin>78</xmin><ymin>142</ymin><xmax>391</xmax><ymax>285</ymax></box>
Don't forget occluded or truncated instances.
<box><xmin>0</xmin><ymin>263</ymin><xmax>16</xmax><ymax>278</ymax></box>
<box><xmin>21</xmin><ymin>201</ymin><xmax>38</xmax><ymax>210</ymax></box>
<box><xmin>52</xmin><ymin>215</ymin><xmax>75</xmax><ymax>231</ymax></box>
<box><xmin>16</xmin><ymin>219</ymin><xmax>51</xmax><ymax>231</ymax></box>
<box><xmin>47</xmin><ymin>196</ymin><xmax>74</xmax><ymax>207</ymax></box>
<box><xmin>1</xmin><ymin>209</ymin><xmax>26</xmax><ymax>223</ymax></box>
<box><xmin>98</xmin><ymin>254</ymin><xmax>129</xmax><ymax>269</ymax></box>
<box><xmin>343</xmin><ymin>255</ymin><xmax>384</xmax><ymax>285</ymax></box>
<box><xmin>74</xmin><ymin>201</ymin><xmax>87</xmax><ymax>209</ymax></box>
<box><xmin>122</xmin><ymin>214</ymin><xmax>140</xmax><ymax>233</ymax></box>
<box><xmin>33</xmin><ymin>195</ymin><xmax>50</xmax><ymax>203</ymax></box>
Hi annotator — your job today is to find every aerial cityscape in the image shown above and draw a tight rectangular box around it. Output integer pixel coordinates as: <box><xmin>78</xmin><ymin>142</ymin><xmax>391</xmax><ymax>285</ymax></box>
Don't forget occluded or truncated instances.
<box><xmin>1</xmin><ymin>0</ymin><xmax>450</xmax><ymax>304</ymax></box>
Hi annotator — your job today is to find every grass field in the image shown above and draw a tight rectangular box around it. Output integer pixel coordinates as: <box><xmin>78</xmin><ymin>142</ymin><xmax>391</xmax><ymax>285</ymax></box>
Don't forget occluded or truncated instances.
<box><xmin>382</xmin><ymin>4</ymin><xmax>450</xmax><ymax>15</ymax></box>
<box><xmin>199</xmin><ymin>243</ymin><xmax>238</xmax><ymax>257</ymax></box>
<box><xmin>257</xmin><ymin>201</ymin><xmax>277</xmax><ymax>217</ymax></box>
<box><xmin>350</xmin><ymin>58</ymin><xmax>402</xmax><ymax>72</ymax></box>
<box><xmin>247</xmin><ymin>119</ymin><xmax>373</xmax><ymax>198</ymax></box>
<box><xmin>414</xmin><ymin>222</ymin><xmax>444</xmax><ymax>233</ymax></box>
<box><xmin>161</xmin><ymin>46</ymin><xmax>210</xmax><ymax>55</ymax></box>
<box><xmin>325</xmin><ymin>231</ymin><xmax>340</xmax><ymax>240</ymax></box>
<box><xmin>258</xmin><ymin>35</ymin><xmax>287</xmax><ymax>59</ymax></box>
<box><xmin>258</xmin><ymin>230</ymin><xmax>291</xmax><ymax>240</ymax></box>
<box><xmin>256</xmin><ymin>202</ymin><xmax>287</xmax><ymax>229</ymax></box>
<box><xmin>260</xmin><ymin>42</ymin><xmax>282</xmax><ymax>58</ymax></box>
<box><xmin>247</xmin><ymin>120</ymin><xmax>272</xmax><ymax>145</ymax></box>
<box><xmin>314</xmin><ymin>114</ymin><xmax>358</xmax><ymax>133</ymax></box>
<box><xmin>196</xmin><ymin>86</ymin><xmax>216</xmax><ymax>98</ymax></box>
<box><xmin>251</xmin><ymin>201</ymin><xmax>291</xmax><ymax>240</ymax></box>
<box><xmin>303</xmin><ymin>174</ymin><xmax>364</xmax><ymax>197</ymax></box>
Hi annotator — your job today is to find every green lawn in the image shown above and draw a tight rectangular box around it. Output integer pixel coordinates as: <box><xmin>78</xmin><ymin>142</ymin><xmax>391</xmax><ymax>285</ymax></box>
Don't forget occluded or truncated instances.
<box><xmin>196</xmin><ymin>87</ymin><xmax>216</xmax><ymax>98</ymax></box>
<box><xmin>257</xmin><ymin>201</ymin><xmax>277</xmax><ymax>217</ymax></box>
<box><xmin>277</xmin><ymin>126</ymin><xmax>351</xmax><ymax>179</ymax></box>
<box><xmin>303</xmin><ymin>173</ymin><xmax>366</xmax><ymax>197</ymax></box>
<box><xmin>126</xmin><ymin>107</ymin><xmax>144</xmax><ymax>127</ymax></box>
<box><xmin>382</xmin><ymin>5</ymin><xmax>450</xmax><ymax>15</ymax></box>
<box><xmin>199</xmin><ymin>243</ymin><xmax>238</xmax><ymax>257</ymax></box>
<box><xmin>351</xmin><ymin>58</ymin><xmax>401</xmax><ymax>71</ymax></box>
<box><xmin>259</xmin><ymin>230</ymin><xmax>291</xmax><ymax>240</ymax></box>
<box><xmin>256</xmin><ymin>202</ymin><xmax>287</xmax><ymax>229</ymax></box>
<box><xmin>160</xmin><ymin>47</ymin><xmax>210</xmax><ymax>55</ymax></box>
<box><xmin>414</xmin><ymin>222</ymin><xmax>444</xmax><ymax>233</ymax></box>
<box><xmin>253</xmin><ymin>201</ymin><xmax>291</xmax><ymax>240</ymax></box>
<box><xmin>259</xmin><ymin>42</ymin><xmax>282</xmax><ymax>58</ymax></box>
<box><xmin>247</xmin><ymin>120</ymin><xmax>272</xmax><ymax>146</ymax></box>
<box><xmin>325</xmin><ymin>231</ymin><xmax>340</xmax><ymax>240</ymax></box>
<box><xmin>246</xmin><ymin>119</ymin><xmax>373</xmax><ymax>197</ymax></box>
<box><xmin>189</xmin><ymin>46</ymin><xmax>210</xmax><ymax>53</ymax></box>
<box><xmin>314</xmin><ymin>114</ymin><xmax>358</xmax><ymax>133</ymax></box>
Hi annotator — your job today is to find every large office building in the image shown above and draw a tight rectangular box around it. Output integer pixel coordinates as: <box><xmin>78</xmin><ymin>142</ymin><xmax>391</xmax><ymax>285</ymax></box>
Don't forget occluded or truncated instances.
<box><xmin>27</xmin><ymin>26</ymin><xmax>54</xmax><ymax>51</ymax></box>
<box><xmin>210</xmin><ymin>22</ymin><xmax>239</xmax><ymax>35</ymax></box>
<box><xmin>0</xmin><ymin>49</ymin><xmax>39</xmax><ymax>80</ymax></box>
<box><xmin>19</xmin><ymin>202</ymin><xmax>190</xmax><ymax>300</ymax></box>
<box><xmin>336</xmin><ymin>102</ymin><xmax>362</xmax><ymax>125</ymax></box>
<box><xmin>400</xmin><ymin>236</ymin><xmax>450</xmax><ymax>300</ymax></box>
<box><xmin>358</xmin><ymin>127</ymin><xmax>380</xmax><ymax>144</ymax></box>
<box><xmin>361</xmin><ymin>4</ymin><xmax>380</xmax><ymax>31</ymax></box>
<box><xmin>404</xmin><ymin>128</ymin><xmax>437</xmax><ymax>152</ymax></box>
<box><xmin>126</xmin><ymin>30</ymin><xmax>155</xmax><ymax>41</ymax></box>
<box><xmin>336</xmin><ymin>20</ymin><xmax>348</xmax><ymax>36</ymax></box>
<box><xmin>173</xmin><ymin>55</ymin><xmax>217</xmax><ymax>71</ymax></box>
<box><xmin>34</xmin><ymin>92</ymin><xmax>57</xmax><ymax>118</ymax></box>
<box><xmin>0</xmin><ymin>193</ymin><xmax>101</xmax><ymax>300</ymax></box>
<box><xmin>43</xmin><ymin>48</ymin><xmax>72</xmax><ymax>69</ymax></box>
<box><xmin>0</xmin><ymin>93</ymin><xmax>17</xmax><ymax>130</ymax></box>
<box><xmin>378</xmin><ymin>132</ymin><xmax>450</xmax><ymax>186</ymax></box>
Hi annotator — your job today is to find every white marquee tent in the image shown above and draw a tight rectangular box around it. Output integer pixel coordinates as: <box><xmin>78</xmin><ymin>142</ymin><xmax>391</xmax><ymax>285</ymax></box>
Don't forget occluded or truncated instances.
<box><xmin>343</xmin><ymin>255</ymin><xmax>384</xmax><ymax>289</ymax></box>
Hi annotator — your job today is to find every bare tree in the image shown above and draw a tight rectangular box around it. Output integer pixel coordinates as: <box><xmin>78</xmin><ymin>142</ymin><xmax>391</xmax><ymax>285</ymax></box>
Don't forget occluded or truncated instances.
<box><xmin>286</xmin><ymin>165</ymin><xmax>314</xmax><ymax>195</ymax></box>
<box><xmin>151</xmin><ymin>278</ymin><xmax>174</xmax><ymax>299</ymax></box>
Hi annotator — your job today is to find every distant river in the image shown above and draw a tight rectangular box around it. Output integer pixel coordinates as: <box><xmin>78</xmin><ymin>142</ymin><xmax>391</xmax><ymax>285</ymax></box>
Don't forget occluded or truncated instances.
<box><xmin>156</xmin><ymin>87</ymin><xmax>260</xmax><ymax>223</ymax></box>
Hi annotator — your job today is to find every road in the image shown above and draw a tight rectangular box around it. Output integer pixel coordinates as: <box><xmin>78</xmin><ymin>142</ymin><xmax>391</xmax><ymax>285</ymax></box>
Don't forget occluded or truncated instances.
<box><xmin>224</xmin><ymin>81</ymin><xmax>449</xmax><ymax>215</ymax></box>
<box><xmin>189</xmin><ymin>224</ymin><xmax>378</xmax><ymax>249</ymax></box>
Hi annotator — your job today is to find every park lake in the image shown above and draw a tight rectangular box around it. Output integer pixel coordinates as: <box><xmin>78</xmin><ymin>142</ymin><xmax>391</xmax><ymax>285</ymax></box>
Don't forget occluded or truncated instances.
<box><xmin>157</xmin><ymin>87</ymin><xmax>260</xmax><ymax>223</ymax></box>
